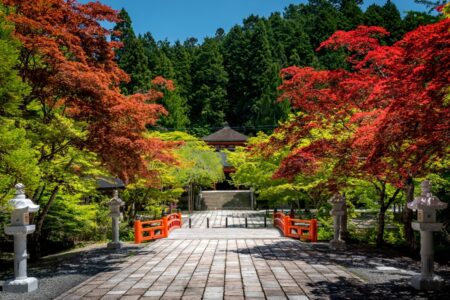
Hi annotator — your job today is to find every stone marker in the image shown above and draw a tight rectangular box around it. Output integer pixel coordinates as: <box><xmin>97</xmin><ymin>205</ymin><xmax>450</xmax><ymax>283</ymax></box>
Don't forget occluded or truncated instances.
<box><xmin>107</xmin><ymin>189</ymin><xmax>124</xmax><ymax>250</ymax></box>
<box><xmin>408</xmin><ymin>180</ymin><xmax>447</xmax><ymax>290</ymax></box>
<box><xmin>4</xmin><ymin>183</ymin><xmax>40</xmax><ymax>293</ymax></box>
<box><xmin>329</xmin><ymin>193</ymin><xmax>346</xmax><ymax>250</ymax></box>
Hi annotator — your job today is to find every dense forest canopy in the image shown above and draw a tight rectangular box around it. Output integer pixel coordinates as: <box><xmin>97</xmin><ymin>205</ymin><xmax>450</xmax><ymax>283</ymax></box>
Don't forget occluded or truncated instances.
<box><xmin>114</xmin><ymin>0</ymin><xmax>440</xmax><ymax>136</ymax></box>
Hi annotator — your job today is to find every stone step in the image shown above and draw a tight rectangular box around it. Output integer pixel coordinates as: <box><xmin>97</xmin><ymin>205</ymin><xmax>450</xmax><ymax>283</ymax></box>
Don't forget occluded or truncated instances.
<box><xmin>200</xmin><ymin>190</ymin><xmax>252</xmax><ymax>210</ymax></box>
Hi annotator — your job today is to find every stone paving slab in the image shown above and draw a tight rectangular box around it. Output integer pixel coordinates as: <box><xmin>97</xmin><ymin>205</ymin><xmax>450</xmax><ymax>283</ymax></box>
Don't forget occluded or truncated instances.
<box><xmin>50</xmin><ymin>210</ymin><xmax>450</xmax><ymax>299</ymax></box>
<box><xmin>57</xmin><ymin>237</ymin><xmax>362</xmax><ymax>300</ymax></box>
<box><xmin>182</xmin><ymin>210</ymin><xmax>272</xmax><ymax>229</ymax></box>
<box><xmin>168</xmin><ymin>228</ymin><xmax>282</xmax><ymax>240</ymax></box>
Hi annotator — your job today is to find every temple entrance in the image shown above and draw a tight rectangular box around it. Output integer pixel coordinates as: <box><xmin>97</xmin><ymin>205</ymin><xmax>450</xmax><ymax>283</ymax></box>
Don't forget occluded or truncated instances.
<box><xmin>197</xmin><ymin>190</ymin><xmax>254</xmax><ymax>210</ymax></box>
<box><xmin>182</xmin><ymin>210</ymin><xmax>271</xmax><ymax>229</ymax></box>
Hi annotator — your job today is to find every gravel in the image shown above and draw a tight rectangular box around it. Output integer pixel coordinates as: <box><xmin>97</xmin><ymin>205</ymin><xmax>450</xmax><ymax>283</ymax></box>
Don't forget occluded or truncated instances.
<box><xmin>0</xmin><ymin>242</ymin><xmax>146</xmax><ymax>300</ymax></box>
<box><xmin>311</xmin><ymin>243</ymin><xmax>450</xmax><ymax>299</ymax></box>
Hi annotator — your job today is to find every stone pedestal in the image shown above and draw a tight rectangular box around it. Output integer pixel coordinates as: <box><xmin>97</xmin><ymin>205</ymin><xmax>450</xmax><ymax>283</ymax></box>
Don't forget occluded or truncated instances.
<box><xmin>107</xmin><ymin>190</ymin><xmax>124</xmax><ymax>250</ymax></box>
<box><xmin>410</xmin><ymin>222</ymin><xmax>445</xmax><ymax>290</ymax></box>
<box><xmin>4</xmin><ymin>184</ymin><xmax>39</xmax><ymax>293</ymax></box>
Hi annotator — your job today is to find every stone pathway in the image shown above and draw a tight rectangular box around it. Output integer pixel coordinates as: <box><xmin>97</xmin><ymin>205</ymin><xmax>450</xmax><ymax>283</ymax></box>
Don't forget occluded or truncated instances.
<box><xmin>168</xmin><ymin>228</ymin><xmax>282</xmax><ymax>240</ymax></box>
<box><xmin>182</xmin><ymin>210</ymin><xmax>271</xmax><ymax>229</ymax></box>
<box><xmin>58</xmin><ymin>238</ymin><xmax>361</xmax><ymax>300</ymax></box>
<box><xmin>53</xmin><ymin>211</ymin><xmax>450</xmax><ymax>299</ymax></box>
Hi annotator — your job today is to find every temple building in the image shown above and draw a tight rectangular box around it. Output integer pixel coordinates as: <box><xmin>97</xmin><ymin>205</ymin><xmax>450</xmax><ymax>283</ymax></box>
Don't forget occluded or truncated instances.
<box><xmin>202</xmin><ymin>124</ymin><xmax>248</xmax><ymax>189</ymax></box>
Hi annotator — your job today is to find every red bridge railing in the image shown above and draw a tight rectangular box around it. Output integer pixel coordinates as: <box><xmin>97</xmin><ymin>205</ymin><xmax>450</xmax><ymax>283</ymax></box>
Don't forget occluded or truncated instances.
<box><xmin>273</xmin><ymin>211</ymin><xmax>318</xmax><ymax>242</ymax></box>
<box><xmin>134</xmin><ymin>212</ymin><xmax>182</xmax><ymax>244</ymax></box>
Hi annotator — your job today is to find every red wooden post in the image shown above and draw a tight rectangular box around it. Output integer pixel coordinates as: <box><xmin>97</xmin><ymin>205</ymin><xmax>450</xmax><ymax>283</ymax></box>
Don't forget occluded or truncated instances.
<box><xmin>284</xmin><ymin>215</ymin><xmax>290</xmax><ymax>237</ymax></box>
<box><xmin>178</xmin><ymin>212</ymin><xmax>182</xmax><ymax>227</ymax></box>
<box><xmin>134</xmin><ymin>220</ymin><xmax>142</xmax><ymax>244</ymax></box>
<box><xmin>162</xmin><ymin>216</ymin><xmax>168</xmax><ymax>238</ymax></box>
<box><xmin>310</xmin><ymin>219</ymin><xmax>318</xmax><ymax>242</ymax></box>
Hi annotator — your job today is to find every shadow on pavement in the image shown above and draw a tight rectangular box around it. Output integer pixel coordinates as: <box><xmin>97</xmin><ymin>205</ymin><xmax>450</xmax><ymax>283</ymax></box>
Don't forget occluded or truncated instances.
<box><xmin>231</xmin><ymin>239</ymin><xmax>450</xmax><ymax>299</ymax></box>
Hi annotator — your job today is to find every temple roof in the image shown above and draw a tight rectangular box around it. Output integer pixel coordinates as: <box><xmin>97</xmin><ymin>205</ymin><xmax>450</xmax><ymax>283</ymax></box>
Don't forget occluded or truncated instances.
<box><xmin>202</xmin><ymin>125</ymin><xmax>248</xmax><ymax>142</ymax></box>
<box><xmin>96</xmin><ymin>177</ymin><xmax>126</xmax><ymax>190</ymax></box>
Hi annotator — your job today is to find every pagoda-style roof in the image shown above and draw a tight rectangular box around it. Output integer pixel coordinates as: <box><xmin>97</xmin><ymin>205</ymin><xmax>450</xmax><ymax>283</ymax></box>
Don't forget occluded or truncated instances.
<box><xmin>96</xmin><ymin>177</ymin><xmax>126</xmax><ymax>190</ymax></box>
<box><xmin>202</xmin><ymin>125</ymin><xmax>248</xmax><ymax>142</ymax></box>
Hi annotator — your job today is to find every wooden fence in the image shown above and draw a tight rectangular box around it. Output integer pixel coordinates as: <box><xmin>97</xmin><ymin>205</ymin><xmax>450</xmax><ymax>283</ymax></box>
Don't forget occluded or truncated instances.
<box><xmin>134</xmin><ymin>212</ymin><xmax>182</xmax><ymax>244</ymax></box>
<box><xmin>273</xmin><ymin>211</ymin><xmax>318</xmax><ymax>242</ymax></box>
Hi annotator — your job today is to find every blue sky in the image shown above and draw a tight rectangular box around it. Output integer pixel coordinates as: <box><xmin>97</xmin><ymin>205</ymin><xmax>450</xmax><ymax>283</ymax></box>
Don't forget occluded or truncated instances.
<box><xmin>83</xmin><ymin>0</ymin><xmax>427</xmax><ymax>43</ymax></box>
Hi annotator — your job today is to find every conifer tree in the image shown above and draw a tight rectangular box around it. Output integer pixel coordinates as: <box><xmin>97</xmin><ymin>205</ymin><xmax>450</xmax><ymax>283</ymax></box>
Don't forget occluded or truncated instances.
<box><xmin>246</xmin><ymin>20</ymin><xmax>289</xmax><ymax>128</ymax></box>
<box><xmin>171</xmin><ymin>41</ymin><xmax>193</xmax><ymax>99</ymax></box>
<box><xmin>190</xmin><ymin>38</ymin><xmax>228</xmax><ymax>135</ymax></box>
<box><xmin>381</xmin><ymin>0</ymin><xmax>404</xmax><ymax>42</ymax></box>
<box><xmin>338</xmin><ymin>0</ymin><xmax>364</xmax><ymax>30</ymax></box>
<box><xmin>402</xmin><ymin>11</ymin><xmax>440</xmax><ymax>32</ymax></box>
<box><xmin>140</xmin><ymin>32</ymin><xmax>160</xmax><ymax>75</ymax></box>
<box><xmin>156</xmin><ymin>83</ymin><xmax>190</xmax><ymax>130</ymax></box>
<box><xmin>113</xmin><ymin>9</ymin><xmax>152</xmax><ymax>94</ymax></box>
<box><xmin>222</xmin><ymin>25</ymin><xmax>249</xmax><ymax>126</ymax></box>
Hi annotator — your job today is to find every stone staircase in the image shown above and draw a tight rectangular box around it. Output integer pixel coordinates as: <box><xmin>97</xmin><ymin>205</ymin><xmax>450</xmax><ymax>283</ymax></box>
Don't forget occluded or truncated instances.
<box><xmin>199</xmin><ymin>190</ymin><xmax>253</xmax><ymax>210</ymax></box>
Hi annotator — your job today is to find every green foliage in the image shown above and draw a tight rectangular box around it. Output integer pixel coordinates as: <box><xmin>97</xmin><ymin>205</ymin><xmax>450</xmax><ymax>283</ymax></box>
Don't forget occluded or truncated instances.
<box><xmin>121</xmin><ymin>131</ymin><xmax>224</xmax><ymax>218</ymax></box>
<box><xmin>0</xmin><ymin>120</ymin><xmax>40</xmax><ymax>200</ymax></box>
<box><xmin>110</xmin><ymin>1</ymin><xmax>438</xmax><ymax>134</ymax></box>
<box><xmin>228</xmin><ymin>129</ymin><xmax>333</xmax><ymax>209</ymax></box>
<box><xmin>189</xmin><ymin>38</ymin><xmax>228</xmax><ymax>133</ymax></box>
<box><xmin>0</xmin><ymin>6</ymin><xmax>38</xmax><ymax>200</ymax></box>
<box><xmin>43</xmin><ymin>190</ymin><xmax>109</xmax><ymax>243</ymax></box>
<box><xmin>0</xmin><ymin>7</ymin><xmax>30</xmax><ymax>116</ymax></box>
<box><xmin>317</xmin><ymin>217</ymin><xmax>334</xmax><ymax>241</ymax></box>
<box><xmin>158</xmin><ymin>131</ymin><xmax>224</xmax><ymax>187</ymax></box>
<box><xmin>113</xmin><ymin>9</ymin><xmax>152</xmax><ymax>94</ymax></box>
<box><xmin>157</xmin><ymin>86</ymin><xmax>190</xmax><ymax>130</ymax></box>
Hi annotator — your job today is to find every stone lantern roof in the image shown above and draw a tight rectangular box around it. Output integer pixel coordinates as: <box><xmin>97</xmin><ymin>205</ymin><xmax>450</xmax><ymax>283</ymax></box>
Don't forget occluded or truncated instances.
<box><xmin>9</xmin><ymin>183</ymin><xmax>39</xmax><ymax>212</ymax></box>
<box><xmin>407</xmin><ymin>180</ymin><xmax>447</xmax><ymax>210</ymax></box>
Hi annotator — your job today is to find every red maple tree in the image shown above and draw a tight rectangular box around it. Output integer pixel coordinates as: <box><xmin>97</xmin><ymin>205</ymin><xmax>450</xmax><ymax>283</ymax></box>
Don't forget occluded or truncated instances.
<box><xmin>3</xmin><ymin>0</ymin><xmax>177</xmax><ymax>183</ymax></box>
<box><xmin>267</xmin><ymin>20</ymin><xmax>450</xmax><ymax>246</ymax></box>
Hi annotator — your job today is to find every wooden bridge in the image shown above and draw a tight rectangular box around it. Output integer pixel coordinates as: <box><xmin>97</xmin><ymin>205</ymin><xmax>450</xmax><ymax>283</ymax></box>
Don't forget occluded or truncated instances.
<box><xmin>134</xmin><ymin>210</ymin><xmax>317</xmax><ymax>243</ymax></box>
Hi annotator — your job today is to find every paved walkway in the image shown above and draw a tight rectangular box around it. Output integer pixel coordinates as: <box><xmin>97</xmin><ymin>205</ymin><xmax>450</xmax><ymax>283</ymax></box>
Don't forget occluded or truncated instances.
<box><xmin>58</xmin><ymin>211</ymin><xmax>363</xmax><ymax>300</ymax></box>
<box><xmin>58</xmin><ymin>238</ymin><xmax>361</xmax><ymax>300</ymax></box>
<box><xmin>56</xmin><ymin>211</ymin><xmax>450</xmax><ymax>299</ymax></box>
<box><xmin>182</xmin><ymin>210</ymin><xmax>271</xmax><ymax>229</ymax></box>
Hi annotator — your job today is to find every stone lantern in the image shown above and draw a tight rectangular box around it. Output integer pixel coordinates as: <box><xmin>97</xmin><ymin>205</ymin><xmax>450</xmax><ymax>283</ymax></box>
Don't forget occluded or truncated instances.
<box><xmin>329</xmin><ymin>193</ymin><xmax>346</xmax><ymax>250</ymax></box>
<box><xmin>407</xmin><ymin>180</ymin><xmax>447</xmax><ymax>290</ymax></box>
<box><xmin>4</xmin><ymin>183</ymin><xmax>40</xmax><ymax>293</ymax></box>
<box><xmin>107</xmin><ymin>189</ymin><xmax>124</xmax><ymax>250</ymax></box>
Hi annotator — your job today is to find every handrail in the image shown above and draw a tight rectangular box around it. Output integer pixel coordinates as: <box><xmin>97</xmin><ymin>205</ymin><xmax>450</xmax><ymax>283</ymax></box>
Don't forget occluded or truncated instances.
<box><xmin>134</xmin><ymin>212</ymin><xmax>182</xmax><ymax>244</ymax></box>
<box><xmin>273</xmin><ymin>211</ymin><xmax>317</xmax><ymax>242</ymax></box>
<box><xmin>167</xmin><ymin>212</ymin><xmax>182</xmax><ymax>233</ymax></box>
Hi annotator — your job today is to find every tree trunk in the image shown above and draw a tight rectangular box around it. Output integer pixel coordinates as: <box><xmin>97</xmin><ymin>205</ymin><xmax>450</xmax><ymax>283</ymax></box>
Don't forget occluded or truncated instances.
<box><xmin>31</xmin><ymin>185</ymin><xmax>59</xmax><ymax>260</ymax></box>
<box><xmin>403</xmin><ymin>176</ymin><xmax>415</xmax><ymax>250</ymax></box>
<box><xmin>376</xmin><ymin>207</ymin><xmax>386</xmax><ymax>247</ymax></box>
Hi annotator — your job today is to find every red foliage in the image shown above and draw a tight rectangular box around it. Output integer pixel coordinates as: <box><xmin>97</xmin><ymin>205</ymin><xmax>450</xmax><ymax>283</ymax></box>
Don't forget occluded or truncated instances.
<box><xmin>273</xmin><ymin>20</ymin><xmax>450</xmax><ymax>186</ymax></box>
<box><xmin>318</xmin><ymin>26</ymin><xmax>389</xmax><ymax>64</ymax></box>
<box><xmin>4</xmin><ymin>0</ymin><xmax>177</xmax><ymax>184</ymax></box>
